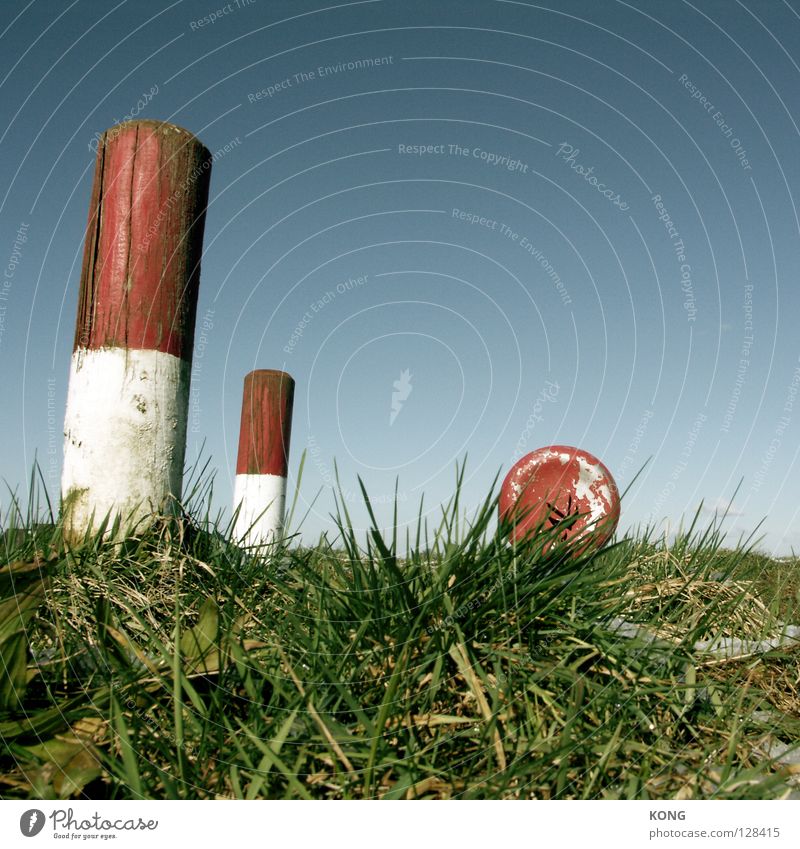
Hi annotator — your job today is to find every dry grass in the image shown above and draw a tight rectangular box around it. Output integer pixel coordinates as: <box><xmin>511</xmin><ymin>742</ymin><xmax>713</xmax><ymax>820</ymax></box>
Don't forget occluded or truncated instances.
<box><xmin>615</xmin><ymin>550</ymin><xmax>781</xmax><ymax>642</ymax></box>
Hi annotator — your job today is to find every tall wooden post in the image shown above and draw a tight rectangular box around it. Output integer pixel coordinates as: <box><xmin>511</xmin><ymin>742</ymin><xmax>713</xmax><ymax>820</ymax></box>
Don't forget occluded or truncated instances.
<box><xmin>61</xmin><ymin>119</ymin><xmax>211</xmax><ymax>540</ymax></box>
<box><xmin>233</xmin><ymin>370</ymin><xmax>295</xmax><ymax>547</ymax></box>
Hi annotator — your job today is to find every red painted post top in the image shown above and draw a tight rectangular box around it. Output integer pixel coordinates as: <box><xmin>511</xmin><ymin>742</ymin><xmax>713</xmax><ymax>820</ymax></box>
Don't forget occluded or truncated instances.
<box><xmin>236</xmin><ymin>370</ymin><xmax>295</xmax><ymax>477</ymax></box>
<box><xmin>74</xmin><ymin>119</ymin><xmax>212</xmax><ymax>360</ymax></box>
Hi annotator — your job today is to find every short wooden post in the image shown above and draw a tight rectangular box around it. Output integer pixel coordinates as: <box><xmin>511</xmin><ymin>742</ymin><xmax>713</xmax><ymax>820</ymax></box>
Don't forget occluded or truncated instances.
<box><xmin>61</xmin><ymin>119</ymin><xmax>212</xmax><ymax>540</ymax></box>
<box><xmin>233</xmin><ymin>370</ymin><xmax>295</xmax><ymax>547</ymax></box>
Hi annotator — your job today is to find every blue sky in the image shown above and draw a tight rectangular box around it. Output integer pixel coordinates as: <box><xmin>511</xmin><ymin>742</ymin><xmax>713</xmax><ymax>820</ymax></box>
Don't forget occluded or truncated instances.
<box><xmin>2</xmin><ymin>0</ymin><xmax>800</xmax><ymax>552</ymax></box>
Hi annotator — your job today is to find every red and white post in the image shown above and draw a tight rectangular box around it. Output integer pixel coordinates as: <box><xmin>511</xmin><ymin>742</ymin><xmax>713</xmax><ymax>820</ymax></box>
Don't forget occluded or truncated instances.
<box><xmin>233</xmin><ymin>370</ymin><xmax>295</xmax><ymax>547</ymax></box>
<box><xmin>61</xmin><ymin>119</ymin><xmax>211</xmax><ymax>540</ymax></box>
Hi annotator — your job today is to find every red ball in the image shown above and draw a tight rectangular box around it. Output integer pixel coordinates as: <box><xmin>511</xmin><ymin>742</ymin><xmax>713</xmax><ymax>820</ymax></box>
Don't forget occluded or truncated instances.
<box><xmin>499</xmin><ymin>445</ymin><xmax>620</xmax><ymax>549</ymax></box>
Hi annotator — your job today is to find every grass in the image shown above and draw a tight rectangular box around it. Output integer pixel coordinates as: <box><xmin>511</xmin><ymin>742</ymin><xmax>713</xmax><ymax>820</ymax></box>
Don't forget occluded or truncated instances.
<box><xmin>1</xmin><ymin>460</ymin><xmax>799</xmax><ymax>800</ymax></box>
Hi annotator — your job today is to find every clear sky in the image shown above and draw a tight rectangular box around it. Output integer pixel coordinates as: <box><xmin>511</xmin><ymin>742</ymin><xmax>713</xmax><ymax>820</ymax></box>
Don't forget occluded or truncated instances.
<box><xmin>2</xmin><ymin>0</ymin><xmax>800</xmax><ymax>553</ymax></box>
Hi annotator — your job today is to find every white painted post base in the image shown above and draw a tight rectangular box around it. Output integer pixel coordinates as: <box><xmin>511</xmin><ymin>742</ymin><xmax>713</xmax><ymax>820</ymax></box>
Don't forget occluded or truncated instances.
<box><xmin>232</xmin><ymin>473</ymin><xmax>287</xmax><ymax>548</ymax></box>
<box><xmin>61</xmin><ymin>347</ymin><xmax>190</xmax><ymax>538</ymax></box>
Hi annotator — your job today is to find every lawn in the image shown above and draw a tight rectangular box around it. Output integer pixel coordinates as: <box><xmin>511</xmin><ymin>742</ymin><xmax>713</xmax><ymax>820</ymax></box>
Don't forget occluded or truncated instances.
<box><xmin>1</xmin><ymin>462</ymin><xmax>799</xmax><ymax>799</ymax></box>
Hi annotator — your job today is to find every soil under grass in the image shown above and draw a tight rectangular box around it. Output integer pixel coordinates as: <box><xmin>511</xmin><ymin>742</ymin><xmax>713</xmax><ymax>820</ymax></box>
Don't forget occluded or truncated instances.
<box><xmin>1</xmin><ymin>470</ymin><xmax>799</xmax><ymax>800</ymax></box>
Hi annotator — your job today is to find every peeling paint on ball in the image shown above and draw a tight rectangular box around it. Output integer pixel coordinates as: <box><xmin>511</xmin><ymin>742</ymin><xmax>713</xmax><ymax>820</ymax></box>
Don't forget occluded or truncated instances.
<box><xmin>499</xmin><ymin>445</ymin><xmax>620</xmax><ymax>549</ymax></box>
